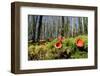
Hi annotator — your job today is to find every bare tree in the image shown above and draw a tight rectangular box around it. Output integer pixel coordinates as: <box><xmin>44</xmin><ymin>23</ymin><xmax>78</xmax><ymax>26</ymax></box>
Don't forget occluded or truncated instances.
<box><xmin>32</xmin><ymin>16</ymin><xmax>38</xmax><ymax>42</ymax></box>
<box><xmin>37</xmin><ymin>16</ymin><xmax>43</xmax><ymax>41</ymax></box>
<box><xmin>83</xmin><ymin>17</ymin><xmax>88</xmax><ymax>34</ymax></box>
<box><xmin>78</xmin><ymin>17</ymin><xmax>83</xmax><ymax>35</ymax></box>
<box><xmin>61</xmin><ymin>16</ymin><xmax>64</xmax><ymax>36</ymax></box>
<box><xmin>82</xmin><ymin>17</ymin><xmax>85</xmax><ymax>34</ymax></box>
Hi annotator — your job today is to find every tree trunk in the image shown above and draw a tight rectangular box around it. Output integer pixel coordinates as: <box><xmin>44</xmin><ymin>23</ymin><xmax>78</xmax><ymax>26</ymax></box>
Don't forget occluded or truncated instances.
<box><xmin>82</xmin><ymin>17</ymin><xmax>84</xmax><ymax>34</ymax></box>
<box><xmin>61</xmin><ymin>16</ymin><xmax>64</xmax><ymax>36</ymax></box>
<box><xmin>78</xmin><ymin>17</ymin><xmax>82</xmax><ymax>35</ymax></box>
<box><xmin>83</xmin><ymin>17</ymin><xmax>88</xmax><ymax>34</ymax></box>
<box><xmin>37</xmin><ymin>16</ymin><xmax>43</xmax><ymax>41</ymax></box>
<box><xmin>32</xmin><ymin>16</ymin><xmax>38</xmax><ymax>42</ymax></box>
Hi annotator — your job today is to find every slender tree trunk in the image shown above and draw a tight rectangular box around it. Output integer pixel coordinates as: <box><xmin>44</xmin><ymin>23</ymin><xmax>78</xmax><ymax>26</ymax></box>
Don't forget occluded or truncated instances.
<box><xmin>37</xmin><ymin>16</ymin><xmax>43</xmax><ymax>41</ymax></box>
<box><xmin>28</xmin><ymin>15</ymin><xmax>32</xmax><ymax>41</ymax></box>
<box><xmin>84</xmin><ymin>17</ymin><xmax>88</xmax><ymax>34</ymax></box>
<box><xmin>78</xmin><ymin>17</ymin><xmax>82</xmax><ymax>35</ymax></box>
<box><xmin>32</xmin><ymin>16</ymin><xmax>38</xmax><ymax>42</ymax></box>
<box><xmin>66</xmin><ymin>17</ymin><xmax>70</xmax><ymax>37</ymax></box>
<box><xmin>82</xmin><ymin>17</ymin><xmax>84</xmax><ymax>34</ymax></box>
<box><xmin>71</xmin><ymin>17</ymin><xmax>73</xmax><ymax>37</ymax></box>
<box><xmin>61</xmin><ymin>16</ymin><xmax>64</xmax><ymax>36</ymax></box>
<box><xmin>73</xmin><ymin>17</ymin><xmax>77</xmax><ymax>37</ymax></box>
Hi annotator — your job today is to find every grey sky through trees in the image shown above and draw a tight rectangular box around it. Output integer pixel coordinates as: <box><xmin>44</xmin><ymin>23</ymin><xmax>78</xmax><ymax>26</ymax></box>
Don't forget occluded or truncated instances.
<box><xmin>28</xmin><ymin>15</ymin><xmax>88</xmax><ymax>42</ymax></box>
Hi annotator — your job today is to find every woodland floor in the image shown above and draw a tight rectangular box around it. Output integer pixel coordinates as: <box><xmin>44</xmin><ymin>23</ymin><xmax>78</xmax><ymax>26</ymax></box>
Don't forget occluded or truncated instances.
<box><xmin>28</xmin><ymin>35</ymin><xmax>88</xmax><ymax>60</ymax></box>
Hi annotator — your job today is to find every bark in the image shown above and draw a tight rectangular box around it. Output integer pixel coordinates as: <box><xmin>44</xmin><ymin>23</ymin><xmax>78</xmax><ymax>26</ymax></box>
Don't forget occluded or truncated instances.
<box><xmin>32</xmin><ymin>16</ymin><xmax>38</xmax><ymax>42</ymax></box>
<box><xmin>61</xmin><ymin>16</ymin><xmax>64</xmax><ymax>36</ymax></box>
<box><xmin>37</xmin><ymin>16</ymin><xmax>43</xmax><ymax>41</ymax></box>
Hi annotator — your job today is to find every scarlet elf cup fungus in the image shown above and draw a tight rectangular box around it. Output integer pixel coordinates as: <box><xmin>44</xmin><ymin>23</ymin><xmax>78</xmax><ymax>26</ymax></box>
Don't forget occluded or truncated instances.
<box><xmin>76</xmin><ymin>38</ymin><xmax>84</xmax><ymax>48</ymax></box>
<box><xmin>55</xmin><ymin>41</ymin><xmax>62</xmax><ymax>49</ymax></box>
<box><xmin>58</xmin><ymin>36</ymin><xmax>64</xmax><ymax>42</ymax></box>
<box><xmin>54</xmin><ymin>36</ymin><xmax>64</xmax><ymax>49</ymax></box>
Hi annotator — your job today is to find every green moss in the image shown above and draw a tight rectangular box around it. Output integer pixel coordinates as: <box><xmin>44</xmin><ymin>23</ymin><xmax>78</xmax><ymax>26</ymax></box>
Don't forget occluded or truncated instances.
<box><xmin>28</xmin><ymin>35</ymin><xmax>88</xmax><ymax>60</ymax></box>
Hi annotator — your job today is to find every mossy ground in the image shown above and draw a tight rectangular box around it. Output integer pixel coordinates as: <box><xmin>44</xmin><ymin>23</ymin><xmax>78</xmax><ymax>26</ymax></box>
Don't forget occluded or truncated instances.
<box><xmin>28</xmin><ymin>35</ymin><xmax>88</xmax><ymax>60</ymax></box>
